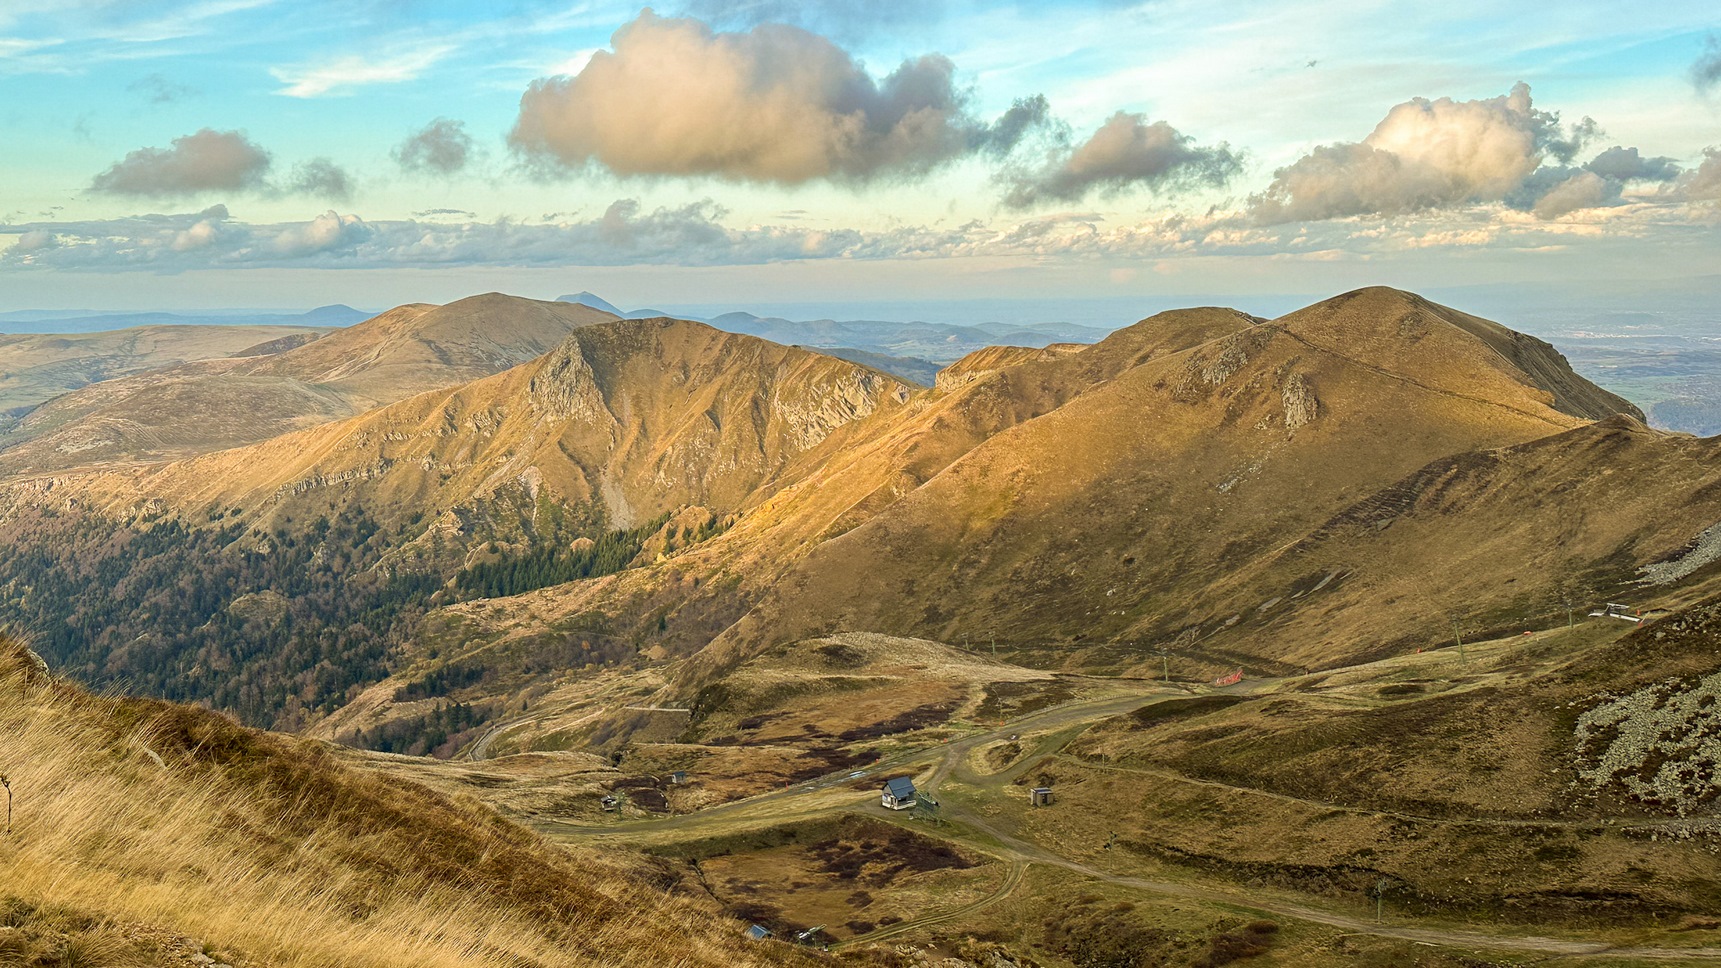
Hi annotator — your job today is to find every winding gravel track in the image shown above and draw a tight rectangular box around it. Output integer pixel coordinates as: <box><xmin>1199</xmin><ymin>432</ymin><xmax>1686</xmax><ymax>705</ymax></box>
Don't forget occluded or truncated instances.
<box><xmin>542</xmin><ymin>677</ymin><xmax>1721</xmax><ymax>960</ymax></box>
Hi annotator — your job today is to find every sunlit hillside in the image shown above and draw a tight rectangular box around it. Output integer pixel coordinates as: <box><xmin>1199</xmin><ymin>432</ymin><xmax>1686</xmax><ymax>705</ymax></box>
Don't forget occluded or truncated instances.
<box><xmin>0</xmin><ymin>638</ymin><xmax>811</xmax><ymax>968</ymax></box>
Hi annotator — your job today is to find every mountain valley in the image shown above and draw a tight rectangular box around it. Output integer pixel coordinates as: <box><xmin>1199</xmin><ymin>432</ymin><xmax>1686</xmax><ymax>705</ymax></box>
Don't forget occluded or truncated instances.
<box><xmin>4</xmin><ymin>286</ymin><xmax>1721</xmax><ymax>966</ymax></box>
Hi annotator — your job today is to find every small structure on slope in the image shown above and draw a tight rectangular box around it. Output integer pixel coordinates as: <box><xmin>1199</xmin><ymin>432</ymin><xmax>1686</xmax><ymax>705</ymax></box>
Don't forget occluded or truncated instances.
<box><xmin>1030</xmin><ymin>787</ymin><xmax>1054</xmax><ymax>807</ymax></box>
<box><xmin>881</xmin><ymin>775</ymin><xmax>917</xmax><ymax>811</ymax></box>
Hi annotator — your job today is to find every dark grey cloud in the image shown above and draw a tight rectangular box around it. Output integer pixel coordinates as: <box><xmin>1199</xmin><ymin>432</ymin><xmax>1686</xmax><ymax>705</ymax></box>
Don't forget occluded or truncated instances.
<box><xmin>393</xmin><ymin>117</ymin><xmax>474</xmax><ymax>175</ymax></box>
<box><xmin>90</xmin><ymin>128</ymin><xmax>272</xmax><ymax>197</ymax></box>
<box><xmin>1584</xmin><ymin>145</ymin><xmax>1680</xmax><ymax>183</ymax></box>
<box><xmin>511</xmin><ymin>10</ymin><xmax>1043</xmax><ymax>185</ymax></box>
<box><xmin>1695</xmin><ymin>34</ymin><xmax>1721</xmax><ymax>95</ymax></box>
<box><xmin>999</xmin><ymin>111</ymin><xmax>1240</xmax><ymax>209</ymax></box>
<box><xmin>89</xmin><ymin>129</ymin><xmax>356</xmax><ymax>201</ymax></box>
<box><xmin>978</xmin><ymin>94</ymin><xmax>1054</xmax><ymax>157</ymax></box>
<box><xmin>281</xmin><ymin>158</ymin><xmax>355</xmax><ymax>201</ymax></box>
<box><xmin>1505</xmin><ymin>167</ymin><xmax>1618</xmax><ymax>219</ymax></box>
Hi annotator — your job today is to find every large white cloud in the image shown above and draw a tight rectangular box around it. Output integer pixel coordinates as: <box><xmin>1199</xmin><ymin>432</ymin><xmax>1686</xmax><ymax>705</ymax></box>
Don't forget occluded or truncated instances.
<box><xmin>509</xmin><ymin>10</ymin><xmax>1039</xmax><ymax>184</ymax></box>
<box><xmin>1000</xmin><ymin>111</ymin><xmax>1240</xmax><ymax>209</ymax></box>
<box><xmin>90</xmin><ymin>128</ymin><xmax>272</xmax><ymax>197</ymax></box>
<box><xmin>1247</xmin><ymin>83</ymin><xmax>1630</xmax><ymax>224</ymax></box>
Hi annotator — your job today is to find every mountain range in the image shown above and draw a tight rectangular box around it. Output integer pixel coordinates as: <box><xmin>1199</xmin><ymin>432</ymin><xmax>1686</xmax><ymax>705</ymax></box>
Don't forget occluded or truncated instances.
<box><xmin>5</xmin><ymin>285</ymin><xmax>1721</xmax><ymax>964</ymax></box>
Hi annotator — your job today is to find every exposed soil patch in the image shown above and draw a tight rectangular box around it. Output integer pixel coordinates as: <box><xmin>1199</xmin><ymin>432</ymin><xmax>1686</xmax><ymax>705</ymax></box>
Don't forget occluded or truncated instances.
<box><xmin>807</xmin><ymin>819</ymin><xmax>976</xmax><ymax>886</ymax></box>
<box><xmin>975</xmin><ymin>678</ymin><xmax>1078</xmax><ymax>721</ymax></box>
<box><xmin>661</xmin><ymin>815</ymin><xmax>986</xmax><ymax>941</ymax></box>
<box><xmin>984</xmin><ymin>740</ymin><xmax>1024</xmax><ymax>772</ymax></box>
<box><xmin>788</xmin><ymin>747</ymin><xmax>881</xmax><ymax>782</ymax></box>
<box><xmin>837</xmin><ymin>701</ymin><xmax>959</xmax><ymax>741</ymax></box>
<box><xmin>1126</xmin><ymin>695</ymin><xmax>1250</xmax><ymax>729</ymax></box>
<box><xmin>815</xmin><ymin>641</ymin><xmax>867</xmax><ymax>667</ymax></box>
<box><xmin>608</xmin><ymin>774</ymin><xmax>670</xmax><ymax>812</ymax></box>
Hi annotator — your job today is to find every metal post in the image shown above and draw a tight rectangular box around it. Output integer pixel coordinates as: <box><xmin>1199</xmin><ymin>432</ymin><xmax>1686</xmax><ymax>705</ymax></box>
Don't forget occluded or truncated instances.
<box><xmin>2</xmin><ymin>773</ymin><xmax>10</xmax><ymax>835</ymax></box>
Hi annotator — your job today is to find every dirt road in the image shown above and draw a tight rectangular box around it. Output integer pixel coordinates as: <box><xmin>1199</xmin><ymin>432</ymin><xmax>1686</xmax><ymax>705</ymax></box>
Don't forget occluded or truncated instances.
<box><xmin>541</xmin><ymin>662</ymin><xmax>1721</xmax><ymax>961</ymax></box>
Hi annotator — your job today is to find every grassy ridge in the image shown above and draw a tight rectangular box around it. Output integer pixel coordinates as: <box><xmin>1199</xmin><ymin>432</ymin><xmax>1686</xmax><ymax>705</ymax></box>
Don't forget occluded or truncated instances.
<box><xmin>0</xmin><ymin>638</ymin><xmax>810</xmax><ymax>968</ymax></box>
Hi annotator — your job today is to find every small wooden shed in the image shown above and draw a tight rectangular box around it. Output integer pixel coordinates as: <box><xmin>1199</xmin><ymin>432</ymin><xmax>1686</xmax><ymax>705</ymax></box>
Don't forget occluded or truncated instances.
<box><xmin>881</xmin><ymin>776</ymin><xmax>917</xmax><ymax>810</ymax></box>
<box><xmin>1030</xmin><ymin>787</ymin><xmax>1054</xmax><ymax>807</ymax></box>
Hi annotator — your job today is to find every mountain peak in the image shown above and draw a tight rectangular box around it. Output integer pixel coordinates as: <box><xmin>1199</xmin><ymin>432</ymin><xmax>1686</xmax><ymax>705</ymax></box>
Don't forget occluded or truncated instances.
<box><xmin>556</xmin><ymin>291</ymin><xmax>624</xmax><ymax>315</ymax></box>
<box><xmin>1276</xmin><ymin>287</ymin><xmax>1642</xmax><ymax>423</ymax></box>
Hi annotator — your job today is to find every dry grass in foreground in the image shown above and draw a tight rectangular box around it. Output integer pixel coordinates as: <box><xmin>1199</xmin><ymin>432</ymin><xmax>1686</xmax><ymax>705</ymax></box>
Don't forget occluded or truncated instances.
<box><xmin>0</xmin><ymin>638</ymin><xmax>813</xmax><ymax>968</ymax></box>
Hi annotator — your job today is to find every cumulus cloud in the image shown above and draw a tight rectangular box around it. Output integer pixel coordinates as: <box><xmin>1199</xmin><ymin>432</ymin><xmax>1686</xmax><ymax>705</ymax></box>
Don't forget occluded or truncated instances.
<box><xmin>393</xmin><ymin>118</ymin><xmax>474</xmax><ymax>175</ymax></box>
<box><xmin>15</xmin><ymin>230</ymin><xmax>58</xmax><ymax>253</ymax></box>
<box><xmin>510</xmin><ymin>10</ymin><xmax>1040</xmax><ymax>185</ymax></box>
<box><xmin>1246</xmin><ymin>83</ymin><xmax>1637</xmax><ymax>223</ymax></box>
<box><xmin>90</xmin><ymin>128</ymin><xmax>272</xmax><ymax>197</ymax></box>
<box><xmin>271</xmin><ymin>211</ymin><xmax>372</xmax><ymax>257</ymax></box>
<box><xmin>999</xmin><ymin>110</ymin><xmax>1240</xmax><ymax>209</ymax></box>
<box><xmin>1526</xmin><ymin>170</ymin><xmax>1613</xmax><ymax>220</ymax></box>
<box><xmin>1676</xmin><ymin>148</ymin><xmax>1721</xmax><ymax>202</ymax></box>
<box><xmin>168</xmin><ymin>206</ymin><xmax>235</xmax><ymax>252</ymax></box>
<box><xmin>281</xmin><ymin>158</ymin><xmax>355</xmax><ymax>201</ymax></box>
<box><xmin>1695</xmin><ymin>34</ymin><xmax>1721</xmax><ymax>95</ymax></box>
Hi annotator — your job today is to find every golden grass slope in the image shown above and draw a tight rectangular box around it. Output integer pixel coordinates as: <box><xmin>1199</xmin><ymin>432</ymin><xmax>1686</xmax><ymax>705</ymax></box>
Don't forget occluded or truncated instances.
<box><xmin>9</xmin><ymin>315</ymin><xmax>915</xmax><ymax>539</ymax></box>
<box><xmin>346</xmin><ymin>305</ymin><xmax>1264</xmax><ymax>704</ymax></box>
<box><xmin>0</xmin><ymin>638</ymin><xmax>814</xmax><ymax>968</ymax></box>
<box><xmin>0</xmin><ymin>294</ymin><xmax>615</xmax><ymax>478</ymax></box>
<box><xmin>338</xmin><ymin>290</ymin><xmax>1689</xmax><ymax>724</ymax></box>
<box><xmin>678</xmin><ymin>287</ymin><xmax>1666</xmax><ymax>677</ymax></box>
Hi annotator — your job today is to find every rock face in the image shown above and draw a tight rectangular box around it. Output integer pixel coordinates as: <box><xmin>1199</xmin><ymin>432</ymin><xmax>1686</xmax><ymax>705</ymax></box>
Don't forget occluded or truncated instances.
<box><xmin>1280</xmin><ymin>372</ymin><xmax>1319</xmax><ymax>432</ymax></box>
<box><xmin>934</xmin><ymin>344</ymin><xmax>1084</xmax><ymax>393</ymax></box>
<box><xmin>1575</xmin><ymin>670</ymin><xmax>1721</xmax><ymax>815</ymax></box>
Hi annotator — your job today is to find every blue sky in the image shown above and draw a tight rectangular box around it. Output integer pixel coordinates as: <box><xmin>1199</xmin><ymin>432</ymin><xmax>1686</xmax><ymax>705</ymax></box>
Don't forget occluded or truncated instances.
<box><xmin>0</xmin><ymin>1</ymin><xmax>1717</xmax><ymax>316</ymax></box>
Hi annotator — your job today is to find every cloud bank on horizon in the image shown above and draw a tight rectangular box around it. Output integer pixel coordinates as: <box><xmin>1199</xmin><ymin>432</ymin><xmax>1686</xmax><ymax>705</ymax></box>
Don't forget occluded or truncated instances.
<box><xmin>0</xmin><ymin>1</ymin><xmax>1717</xmax><ymax>301</ymax></box>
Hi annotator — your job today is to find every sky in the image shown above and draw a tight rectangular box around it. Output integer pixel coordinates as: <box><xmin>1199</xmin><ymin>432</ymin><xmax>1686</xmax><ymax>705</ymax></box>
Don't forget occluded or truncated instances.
<box><xmin>0</xmin><ymin>1</ymin><xmax>1718</xmax><ymax>320</ymax></box>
